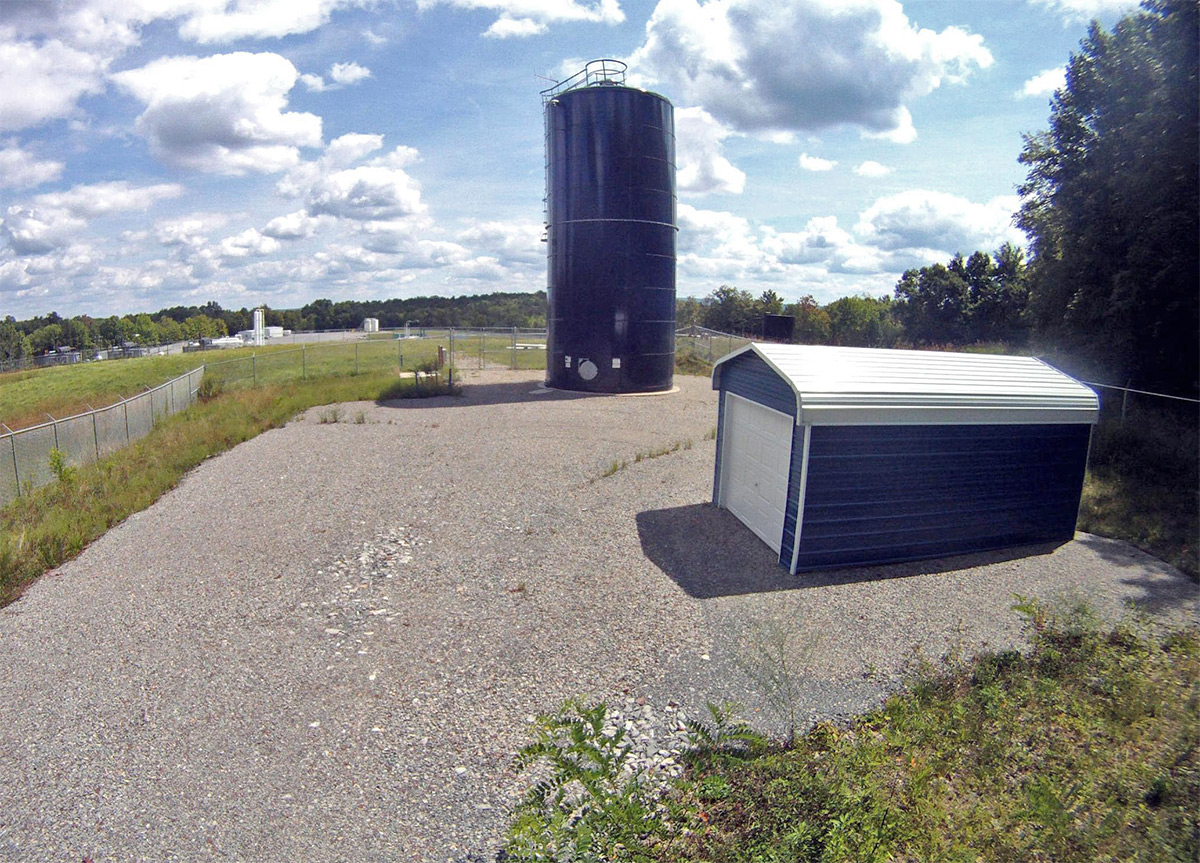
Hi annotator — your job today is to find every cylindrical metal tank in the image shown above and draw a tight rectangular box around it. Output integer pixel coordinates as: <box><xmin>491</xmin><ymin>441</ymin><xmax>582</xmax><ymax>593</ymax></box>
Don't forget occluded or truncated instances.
<box><xmin>543</xmin><ymin>60</ymin><xmax>676</xmax><ymax>393</ymax></box>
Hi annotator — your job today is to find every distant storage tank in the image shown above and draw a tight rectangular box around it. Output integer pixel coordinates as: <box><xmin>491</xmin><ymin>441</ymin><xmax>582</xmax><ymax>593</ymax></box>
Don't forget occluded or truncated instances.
<box><xmin>542</xmin><ymin>59</ymin><xmax>677</xmax><ymax>393</ymax></box>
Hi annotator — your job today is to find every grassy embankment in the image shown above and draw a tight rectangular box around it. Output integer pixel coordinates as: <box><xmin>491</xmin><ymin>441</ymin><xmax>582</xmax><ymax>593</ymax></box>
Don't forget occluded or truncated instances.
<box><xmin>507</xmin><ymin>602</ymin><xmax>1199</xmax><ymax>862</ymax></box>
<box><xmin>0</xmin><ymin>341</ymin><xmax>460</xmax><ymax>607</ymax></box>
<box><xmin>0</xmin><ymin>339</ymin><xmax>446</xmax><ymax>429</ymax></box>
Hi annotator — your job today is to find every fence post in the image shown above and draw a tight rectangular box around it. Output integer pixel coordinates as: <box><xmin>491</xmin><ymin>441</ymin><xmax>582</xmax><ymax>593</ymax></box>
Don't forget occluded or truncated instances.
<box><xmin>46</xmin><ymin>413</ymin><xmax>59</xmax><ymax>451</ymax></box>
<box><xmin>512</xmin><ymin>326</ymin><xmax>517</xmax><ymax>370</ymax></box>
<box><xmin>398</xmin><ymin>339</ymin><xmax>403</xmax><ymax>373</ymax></box>
<box><xmin>2</xmin><ymin>423</ymin><xmax>18</xmax><ymax>498</ymax></box>
<box><xmin>448</xmin><ymin>329</ymin><xmax>455</xmax><ymax>387</ymax></box>
<box><xmin>252</xmin><ymin>352</ymin><xmax>257</xmax><ymax>387</ymax></box>
<box><xmin>479</xmin><ymin>330</ymin><xmax>484</xmax><ymax>370</ymax></box>
<box><xmin>355</xmin><ymin>341</ymin><xmax>360</xmax><ymax>375</ymax></box>
<box><xmin>1121</xmin><ymin>384</ymin><xmax>1130</xmax><ymax>426</ymax></box>
<box><xmin>88</xmin><ymin>404</ymin><xmax>100</xmax><ymax>461</ymax></box>
<box><xmin>123</xmin><ymin>398</ymin><xmax>130</xmax><ymax>443</ymax></box>
<box><xmin>302</xmin><ymin>343</ymin><xmax>306</xmax><ymax>380</ymax></box>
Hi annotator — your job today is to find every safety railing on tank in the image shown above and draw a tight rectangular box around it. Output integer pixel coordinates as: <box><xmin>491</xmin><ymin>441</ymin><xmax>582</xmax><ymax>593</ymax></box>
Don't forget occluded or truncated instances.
<box><xmin>540</xmin><ymin>59</ymin><xmax>627</xmax><ymax>104</ymax></box>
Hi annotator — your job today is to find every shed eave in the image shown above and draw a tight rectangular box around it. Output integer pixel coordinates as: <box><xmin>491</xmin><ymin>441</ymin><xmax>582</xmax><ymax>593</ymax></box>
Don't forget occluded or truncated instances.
<box><xmin>713</xmin><ymin>342</ymin><xmax>804</xmax><ymax>419</ymax></box>
<box><xmin>796</xmin><ymin>405</ymin><xmax>1099</xmax><ymax>426</ymax></box>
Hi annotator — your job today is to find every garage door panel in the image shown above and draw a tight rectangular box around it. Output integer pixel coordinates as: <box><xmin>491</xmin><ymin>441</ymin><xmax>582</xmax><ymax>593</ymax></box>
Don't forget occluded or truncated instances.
<box><xmin>721</xmin><ymin>395</ymin><xmax>792</xmax><ymax>554</ymax></box>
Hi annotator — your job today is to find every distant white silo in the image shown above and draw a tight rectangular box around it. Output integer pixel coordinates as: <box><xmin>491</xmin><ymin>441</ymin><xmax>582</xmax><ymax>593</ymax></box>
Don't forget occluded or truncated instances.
<box><xmin>253</xmin><ymin>307</ymin><xmax>265</xmax><ymax>347</ymax></box>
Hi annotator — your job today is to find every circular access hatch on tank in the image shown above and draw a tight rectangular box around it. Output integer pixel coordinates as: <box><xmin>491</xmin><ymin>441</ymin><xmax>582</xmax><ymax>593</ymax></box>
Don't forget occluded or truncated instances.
<box><xmin>578</xmin><ymin>359</ymin><xmax>598</xmax><ymax>381</ymax></box>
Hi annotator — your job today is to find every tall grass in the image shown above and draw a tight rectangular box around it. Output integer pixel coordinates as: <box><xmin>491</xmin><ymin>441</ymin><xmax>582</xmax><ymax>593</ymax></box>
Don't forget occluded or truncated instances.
<box><xmin>0</xmin><ymin>371</ymin><xmax>413</xmax><ymax>607</ymax></box>
<box><xmin>667</xmin><ymin>603</ymin><xmax>1199</xmax><ymax>862</ymax></box>
<box><xmin>1080</xmin><ymin>401</ymin><xmax>1198</xmax><ymax>578</ymax></box>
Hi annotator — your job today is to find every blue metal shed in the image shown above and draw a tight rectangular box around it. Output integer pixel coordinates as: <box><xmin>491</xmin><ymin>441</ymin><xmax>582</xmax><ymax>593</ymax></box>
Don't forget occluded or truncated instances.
<box><xmin>711</xmin><ymin>344</ymin><xmax>1100</xmax><ymax>572</ymax></box>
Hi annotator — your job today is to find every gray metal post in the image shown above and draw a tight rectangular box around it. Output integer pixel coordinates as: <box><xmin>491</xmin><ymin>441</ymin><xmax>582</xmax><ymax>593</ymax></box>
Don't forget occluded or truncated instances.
<box><xmin>88</xmin><ymin>404</ymin><xmax>100</xmax><ymax>461</ymax></box>
<box><xmin>479</xmin><ymin>331</ymin><xmax>484</xmax><ymax>370</ymax></box>
<box><xmin>355</xmin><ymin>341</ymin><xmax>360</xmax><ymax>375</ymax></box>
<box><xmin>47</xmin><ymin>414</ymin><xmax>58</xmax><ymax>451</ymax></box>
<box><xmin>512</xmin><ymin>326</ymin><xmax>517</xmax><ymax>370</ymax></box>
<box><xmin>3</xmin><ymin>423</ymin><xmax>19</xmax><ymax>497</ymax></box>
<box><xmin>302</xmin><ymin>343</ymin><xmax>306</xmax><ymax>380</ymax></box>
<box><xmin>123</xmin><ymin>398</ymin><xmax>130</xmax><ymax>443</ymax></box>
<box><xmin>252</xmin><ymin>352</ymin><xmax>257</xmax><ymax>386</ymax></box>
<box><xmin>448</xmin><ymin>329</ymin><xmax>454</xmax><ymax>387</ymax></box>
<box><xmin>1121</xmin><ymin>386</ymin><xmax>1130</xmax><ymax>425</ymax></box>
<box><xmin>399</xmin><ymin>339</ymin><xmax>403</xmax><ymax>373</ymax></box>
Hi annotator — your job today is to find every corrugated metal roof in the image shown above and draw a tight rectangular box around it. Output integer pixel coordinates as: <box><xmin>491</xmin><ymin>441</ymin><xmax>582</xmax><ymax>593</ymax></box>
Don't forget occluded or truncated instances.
<box><xmin>713</xmin><ymin>343</ymin><xmax>1099</xmax><ymax>425</ymax></box>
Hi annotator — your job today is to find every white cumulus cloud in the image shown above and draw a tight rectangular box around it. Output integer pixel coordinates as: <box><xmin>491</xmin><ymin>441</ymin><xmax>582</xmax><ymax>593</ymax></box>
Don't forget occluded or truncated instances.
<box><xmin>0</xmin><ymin>36</ymin><xmax>107</xmax><ymax>132</ymax></box>
<box><xmin>854</xmin><ymin>189</ymin><xmax>1023</xmax><ymax>256</ymax></box>
<box><xmin>178</xmin><ymin>0</ymin><xmax>368</xmax><ymax>44</ymax></box>
<box><xmin>675</xmin><ymin>107</ymin><xmax>745</xmax><ymax>195</ymax></box>
<box><xmin>417</xmin><ymin>0</ymin><xmax>624</xmax><ymax>37</ymax></box>
<box><xmin>329</xmin><ymin>61</ymin><xmax>372</xmax><ymax>85</ymax></box>
<box><xmin>0</xmin><ymin>142</ymin><xmax>64</xmax><ymax>189</ymax></box>
<box><xmin>629</xmin><ymin>0</ymin><xmax>993</xmax><ymax>141</ymax></box>
<box><xmin>484</xmin><ymin>17</ymin><xmax>547</xmax><ymax>37</ymax></box>
<box><xmin>263</xmin><ymin>210</ymin><xmax>329</xmax><ymax>240</ymax></box>
<box><xmin>1019</xmin><ymin>66</ymin><xmax>1066</xmax><ymax>98</ymax></box>
<box><xmin>1</xmin><ymin>180</ymin><xmax>181</xmax><ymax>254</ymax></box>
<box><xmin>854</xmin><ymin>160</ymin><xmax>893</xmax><ymax>177</ymax></box>
<box><xmin>219</xmin><ymin>228</ymin><xmax>281</xmax><ymax>259</ymax></box>
<box><xmin>112</xmin><ymin>52</ymin><xmax>323</xmax><ymax>174</ymax></box>
<box><xmin>799</xmin><ymin>153</ymin><xmax>837</xmax><ymax>172</ymax></box>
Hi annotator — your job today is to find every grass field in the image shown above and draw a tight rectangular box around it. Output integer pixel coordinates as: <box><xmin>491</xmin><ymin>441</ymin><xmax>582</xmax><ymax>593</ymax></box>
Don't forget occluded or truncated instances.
<box><xmin>0</xmin><ymin>338</ymin><xmax>453</xmax><ymax>430</ymax></box>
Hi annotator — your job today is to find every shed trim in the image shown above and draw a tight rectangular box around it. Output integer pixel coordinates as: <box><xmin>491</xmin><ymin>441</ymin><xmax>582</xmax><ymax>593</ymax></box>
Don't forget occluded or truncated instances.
<box><xmin>788</xmin><ymin>425</ymin><xmax>812</xmax><ymax>575</ymax></box>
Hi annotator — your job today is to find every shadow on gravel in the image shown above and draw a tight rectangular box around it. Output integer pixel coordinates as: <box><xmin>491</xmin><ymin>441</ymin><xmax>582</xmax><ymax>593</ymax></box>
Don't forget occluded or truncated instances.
<box><xmin>1073</xmin><ymin>534</ymin><xmax>1198</xmax><ymax>614</ymax></box>
<box><xmin>376</xmin><ymin>379</ymin><xmax>596</xmax><ymax>410</ymax></box>
<box><xmin>637</xmin><ymin>503</ymin><xmax>1069</xmax><ymax>599</ymax></box>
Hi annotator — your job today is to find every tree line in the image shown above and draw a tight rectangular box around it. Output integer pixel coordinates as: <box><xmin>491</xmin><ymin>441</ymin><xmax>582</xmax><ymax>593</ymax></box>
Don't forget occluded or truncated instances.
<box><xmin>0</xmin><ymin>292</ymin><xmax>549</xmax><ymax>362</ymax></box>
<box><xmin>677</xmin><ymin>240</ymin><xmax>1030</xmax><ymax>351</ymax></box>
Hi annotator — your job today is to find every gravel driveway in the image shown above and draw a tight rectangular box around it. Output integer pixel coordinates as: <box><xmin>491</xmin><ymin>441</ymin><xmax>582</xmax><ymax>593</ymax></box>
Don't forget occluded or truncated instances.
<box><xmin>1</xmin><ymin>369</ymin><xmax>1194</xmax><ymax>862</ymax></box>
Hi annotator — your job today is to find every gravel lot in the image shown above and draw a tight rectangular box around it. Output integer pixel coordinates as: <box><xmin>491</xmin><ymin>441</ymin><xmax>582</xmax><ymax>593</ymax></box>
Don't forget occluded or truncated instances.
<box><xmin>1</xmin><ymin>368</ymin><xmax>1194</xmax><ymax>862</ymax></box>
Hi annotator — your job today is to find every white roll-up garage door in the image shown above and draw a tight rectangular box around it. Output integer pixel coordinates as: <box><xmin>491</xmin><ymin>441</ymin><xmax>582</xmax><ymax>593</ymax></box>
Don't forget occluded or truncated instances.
<box><xmin>719</xmin><ymin>393</ymin><xmax>792</xmax><ymax>554</ymax></box>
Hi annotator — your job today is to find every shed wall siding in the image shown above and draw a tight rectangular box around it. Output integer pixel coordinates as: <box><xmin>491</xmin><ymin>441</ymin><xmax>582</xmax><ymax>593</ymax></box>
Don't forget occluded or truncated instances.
<box><xmin>794</xmin><ymin>423</ymin><xmax>1090</xmax><ymax>570</ymax></box>
<box><xmin>712</xmin><ymin>352</ymin><xmax>796</xmax><ymax>506</ymax></box>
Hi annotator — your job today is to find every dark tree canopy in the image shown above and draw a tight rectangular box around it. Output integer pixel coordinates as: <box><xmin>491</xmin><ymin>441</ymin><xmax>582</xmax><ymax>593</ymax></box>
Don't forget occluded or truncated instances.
<box><xmin>894</xmin><ymin>245</ymin><xmax>1030</xmax><ymax>346</ymax></box>
<box><xmin>1018</xmin><ymin>0</ymin><xmax>1198</xmax><ymax>392</ymax></box>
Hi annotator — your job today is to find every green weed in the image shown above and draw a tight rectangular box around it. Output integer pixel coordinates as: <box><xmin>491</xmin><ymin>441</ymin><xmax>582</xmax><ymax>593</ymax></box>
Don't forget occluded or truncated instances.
<box><xmin>506</xmin><ymin>699</ymin><xmax>690</xmax><ymax>862</ymax></box>
<box><xmin>46</xmin><ymin>448</ymin><xmax>77</xmax><ymax>485</ymax></box>
<box><xmin>595</xmin><ymin>439</ymin><xmax>694</xmax><ymax>480</ymax></box>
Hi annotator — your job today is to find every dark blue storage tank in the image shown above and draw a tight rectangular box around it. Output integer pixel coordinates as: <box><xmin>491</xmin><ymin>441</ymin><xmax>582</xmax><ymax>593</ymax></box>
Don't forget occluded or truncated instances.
<box><xmin>542</xmin><ymin>60</ymin><xmax>677</xmax><ymax>393</ymax></box>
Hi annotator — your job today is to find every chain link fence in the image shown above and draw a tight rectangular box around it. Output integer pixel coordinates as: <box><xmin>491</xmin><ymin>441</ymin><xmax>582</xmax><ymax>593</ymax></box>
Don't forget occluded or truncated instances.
<box><xmin>1</xmin><ymin>366</ymin><xmax>203</xmax><ymax>507</ymax></box>
<box><xmin>674</xmin><ymin>325</ymin><xmax>753</xmax><ymax>367</ymax></box>
<box><xmin>442</xmin><ymin>328</ymin><xmax>547</xmax><ymax>373</ymax></box>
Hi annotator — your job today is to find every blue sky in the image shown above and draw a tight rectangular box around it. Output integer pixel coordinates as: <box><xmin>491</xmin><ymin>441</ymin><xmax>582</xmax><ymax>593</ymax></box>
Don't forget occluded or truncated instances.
<box><xmin>0</xmin><ymin>0</ymin><xmax>1139</xmax><ymax>320</ymax></box>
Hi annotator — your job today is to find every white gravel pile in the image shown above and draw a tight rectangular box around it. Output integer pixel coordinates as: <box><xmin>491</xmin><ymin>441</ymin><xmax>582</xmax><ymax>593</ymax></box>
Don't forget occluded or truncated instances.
<box><xmin>0</xmin><ymin>368</ymin><xmax>1193</xmax><ymax>863</ymax></box>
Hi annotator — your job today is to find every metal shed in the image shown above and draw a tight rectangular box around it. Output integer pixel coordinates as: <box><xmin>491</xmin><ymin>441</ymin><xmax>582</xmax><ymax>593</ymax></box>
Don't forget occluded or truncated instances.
<box><xmin>711</xmin><ymin>343</ymin><xmax>1099</xmax><ymax>572</ymax></box>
